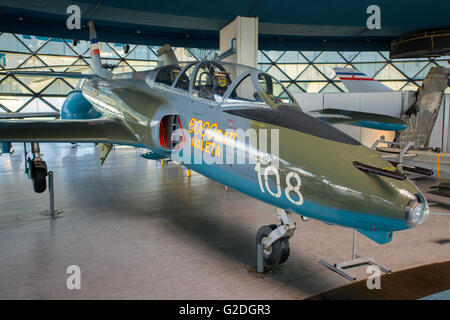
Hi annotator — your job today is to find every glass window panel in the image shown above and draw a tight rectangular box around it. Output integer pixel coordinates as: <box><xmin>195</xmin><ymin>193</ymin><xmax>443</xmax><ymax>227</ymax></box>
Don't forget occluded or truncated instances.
<box><xmin>66</xmin><ymin>40</ymin><xmax>90</xmax><ymax>56</ymax></box>
<box><xmin>187</xmin><ymin>48</ymin><xmax>217</xmax><ymax>61</ymax></box>
<box><xmin>338</xmin><ymin>51</ymin><xmax>359</xmax><ymax>62</ymax></box>
<box><xmin>414</xmin><ymin>64</ymin><xmax>434</xmax><ymax>79</ymax></box>
<box><xmin>265</xmin><ymin>65</ymin><xmax>290</xmax><ymax>81</ymax></box>
<box><xmin>0</xmin><ymin>53</ymin><xmax>30</xmax><ymax>69</ymax></box>
<box><xmin>15</xmin><ymin>75</ymin><xmax>53</xmax><ymax>93</ymax></box>
<box><xmin>175</xmin><ymin>63</ymin><xmax>196</xmax><ymax>92</ymax></box>
<box><xmin>352</xmin><ymin>52</ymin><xmax>386</xmax><ymax>63</ymax></box>
<box><xmin>275</xmin><ymin>63</ymin><xmax>308</xmax><ymax>80</ymax></box>
<box><xmin>259</xmin><ymin>75</ymin><xmax>296</xmax><ymax>105</ymax></box>
<box><xmin>391</xmin><ymin>61</ymin><xmax>429</xmax><ymax>78</ymax></box>
<box><xmin>180</xmin><ymin>48</ymin><xmax>203</xmax><ymax>62</ymax></box>
<box><xmin>122</xmin><ymin>45</ymin><xmax>157</xmax><ymax>61</ymax></box>
<box><xmin>434</xmin><ymin>55</ymin><xmax>450</xmax><ymax>61</ymax></box>
<box><xmin>276</xmin><ymin>51</ymin><xmax>308</xmax><ymax>63</ymax></box>
<box><xmin>20</xmin><ymin>56</ymin><xmax>49</xmax><ymax>69</ymax></box>
<box><xmin>334</xmin><ymin>82</ymin><xmax>346</xmax><ymax>92</ymax></box>
<box><xmin>0</xmin><ymin>96</ymin><xmax>33</xmax><ymax>112</ymax></box>
<box><xmin>433</xmin><ymin>59</ymin><xmax>450</xmax><ymax>67</ymax></box>
<box><xmin>374</xmin><ymin>64</ymin><xmax>407</xmax><ymax>80</ymax></box>
<box><xmin>315</xmin><ymin>63</ymin><xmax>347</xmax><ymax>79</ymax></box>
<box><xmin>350</xmin><ymin>62</ymin><xmax>386</xmax><ymax>77</ymax></box>
<box><xmin>379</xmin><ymin>51</ymin><xmax>390</xmax><ymax>60</ymax></box>
<box><xmin>0</xmin><ymin>33</ymin><xmax>30</xmax><ymax>53</ymax></box>
<box><xmin>64</xmin><ymin>78</ymin><xmax>81</xmax><ymax>89</ymax></box>
<box><xmin>258</xmin><ymin>51</ymin><xmax>271</xmax><ymax>63</ymax></box>
<box><xmin>320</xmin><ymin>83</ymin><xmax>342</xmax><ymax>93</ymax></box>
<box><xmin>38</xmin><ymin>39</ymin><xmax>77</xmax><ymax>56</ymax></box>
<box><xmin>37</xmin><ymin>55</ymin><xmax>78</xmax><ymax>68</ymax></box>
<box><xmin>262</xmin><ymin>50</ymin><xmax>284</xmax><ymax>62</ymax></box>
<box><xmin>19</xmin><ymin>35</ymin><xmax>48</xmax><ymax>52</ymax></box>
<box><xmin>20</xmin><ymin>98</ymin><xmax>57</xmax><ymax>113</ymax></box>
<box><xmin>300</xmin><ymin>51</ymin><xmax>322</xmax><ymax>62</ymax></box>
<box><xmin>149</xmin><ymin>46</ymin><xmax>161</xmax><ymax>55</ymax></box>
<box><xmin>286</xmin><ymin>83</ymin><xmax>305</xmax><ymax>94</ymax></box>
<box><xmin>62</xmin><ymin>59</ymin><xmax>90</xmax><ymax>73</ymax></box>
<box><xmin>0</xmin><ymin>104</ymin><xmax>8</xmax><ymax>112</ymax></box>
<box><xmin>296</xmin><ymin>65</ymin><xmax>326</xmax><ymax>81</ymax></box>
<box><xmin>39</xmin><ymin>97</ymin><xmax>66</xmax><ymax>111</ymax></box>
<box><xmin>108</xmin><ymin>43</ymin><xmax>134</xmax><ymax>57</ymax></box>
<box><xmin>0</xmin><ymin>77</ymin><xmax>33</xmax><ymax>94</ymax></box>
<box><xmin>296</xmin><ymin>81</ymin><xmax>326</xmax><ymax>93</ymax></box>
<box><xmin>401</xmin><ymin>82</ymin><xmax>420</xmax><ymax>91</ymax></box>
<box><xmin>42</xmin><ymin>79</ymin><xmax>74</xmax><ymax>95</ymax></box>
<box><xmin>315</xmin><ymin>52</ymin><xmax>346</xmax><ymax>63</ymax></box>
<box><xmin>191</xmin><ymin>62</ymin><xmax>231</xmax><ymax>100</ymax></box>
<box><xmin>258</xmin><ymin>63</ymin><xmax>271</xmax><ymax>72</ymax></box>
<box><xmin>229</xmin><ymin>75</ymin><xmax>259</xmax><ymax>102</ymax></box>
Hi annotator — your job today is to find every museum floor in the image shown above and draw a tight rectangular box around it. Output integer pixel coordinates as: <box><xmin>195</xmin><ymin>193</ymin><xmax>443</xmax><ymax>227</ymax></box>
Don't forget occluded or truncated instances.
<box><xmin>0</xmin><ymin>143</ymin><xmax>449</xmax><ymax>299</ymax></box>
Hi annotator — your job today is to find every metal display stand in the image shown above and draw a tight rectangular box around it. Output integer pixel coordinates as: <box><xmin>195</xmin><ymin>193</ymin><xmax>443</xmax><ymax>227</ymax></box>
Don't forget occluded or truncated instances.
<box><xmin>42</xmin><ymin>171</ymin><xmax>63</xmax><ymax>217</ymax></box>
<box><xmin>257</xmin><ymin>244</ymin><xmax>264</xmax><ymax>273</ymax></box>
<box><xmin>319</xmin><ymin>229</ymin><xmax>391</xmax><ymax>281</ymax></box>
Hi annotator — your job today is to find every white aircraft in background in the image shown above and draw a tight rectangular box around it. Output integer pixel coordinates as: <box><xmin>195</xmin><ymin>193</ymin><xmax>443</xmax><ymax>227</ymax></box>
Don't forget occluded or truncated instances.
<box><xmin>333</xmin><ymin>67</ymin><xmax>394</xmax><ymax>93</ymax></box>
<box><xmin>331</xmin><ymin>66</ymin><xmax>450</xmax><ymax>184</ymax></box>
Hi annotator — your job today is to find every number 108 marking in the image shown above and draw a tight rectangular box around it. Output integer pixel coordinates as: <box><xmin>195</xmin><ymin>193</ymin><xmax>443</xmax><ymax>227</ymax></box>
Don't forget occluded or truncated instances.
<box><xmin>254</xmin><ymin>162</ymin><xmax>304</xmax><ymax>206</ymax></box>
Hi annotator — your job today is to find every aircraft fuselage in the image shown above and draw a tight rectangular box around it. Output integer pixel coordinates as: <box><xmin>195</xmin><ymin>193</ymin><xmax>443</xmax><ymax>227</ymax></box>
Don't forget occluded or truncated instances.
<box><xmin>82</xmin><ymin>73</ymin><xmax>426</xmax><ymax>244</ymax></box>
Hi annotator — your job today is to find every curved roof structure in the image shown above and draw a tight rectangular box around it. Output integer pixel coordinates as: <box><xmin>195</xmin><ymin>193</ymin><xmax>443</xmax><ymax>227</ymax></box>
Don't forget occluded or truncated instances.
<box><xmin>0</xmin><ymin>0</ymin><xmax>449</xmax><ymax>50</ymax></box>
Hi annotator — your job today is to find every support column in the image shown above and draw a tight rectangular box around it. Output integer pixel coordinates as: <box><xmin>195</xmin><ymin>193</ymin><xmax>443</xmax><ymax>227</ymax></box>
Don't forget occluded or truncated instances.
<box><xmin>220</xmin><ymin>16</ymin><xmax>258</xmax><ymax>68</ymax></box>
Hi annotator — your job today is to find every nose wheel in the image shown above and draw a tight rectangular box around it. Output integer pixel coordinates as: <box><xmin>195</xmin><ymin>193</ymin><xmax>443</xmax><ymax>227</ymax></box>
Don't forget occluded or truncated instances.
<box><xmin>256</xmin><ymin>224</ymin><xmax>290</xmax><ymax>265</ymax></box>
<box><xmin>256</xmin><ymin>209</ymin><xmax>296</xmax><ymax>266</ymax></box>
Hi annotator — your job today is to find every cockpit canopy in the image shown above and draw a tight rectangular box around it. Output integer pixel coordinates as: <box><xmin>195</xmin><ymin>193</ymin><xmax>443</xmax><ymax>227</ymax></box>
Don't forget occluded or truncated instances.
<box><xmin>147</xmin><ymin>60</ymin><xmax>300</xmax><ymax>110</ymax></box>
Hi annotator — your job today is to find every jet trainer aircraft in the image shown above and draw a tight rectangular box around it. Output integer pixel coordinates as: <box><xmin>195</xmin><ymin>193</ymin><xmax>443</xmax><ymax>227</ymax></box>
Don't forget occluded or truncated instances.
<box><xmin>0</xmin><ymin>22</ymin><xmax>430</xmax><ymax>266</ymax></box>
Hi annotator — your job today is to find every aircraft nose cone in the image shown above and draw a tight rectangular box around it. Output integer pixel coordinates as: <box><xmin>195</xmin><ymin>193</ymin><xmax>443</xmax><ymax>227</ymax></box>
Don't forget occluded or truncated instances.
<box><xmin>347</xmin><ymin>147</ymin><xmax>430</xmax><ymax>229</ymax></box>
<box><xmin>396</xmin><ymin>181</ymin><xmax>430</xmax><ymax>228</ymax></box>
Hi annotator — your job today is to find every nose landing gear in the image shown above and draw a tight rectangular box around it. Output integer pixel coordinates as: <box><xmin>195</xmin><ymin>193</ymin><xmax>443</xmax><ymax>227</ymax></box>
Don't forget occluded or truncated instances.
<box><xmin>256</xmin><ymin>209</ymin><xmax>296</xmax><ymax>266</ymax></box>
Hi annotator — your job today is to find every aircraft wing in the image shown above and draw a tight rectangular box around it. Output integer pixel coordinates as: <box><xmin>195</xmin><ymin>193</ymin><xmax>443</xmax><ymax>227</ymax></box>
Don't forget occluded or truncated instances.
<box><xmin>0</xmin><ymin>71</ymin><xmax>100</xmax><ymax>79</ymax></box>
<box><xmin>310</xmin><ymin>108</ymin><xmax>408</xmax><ymax>131</ymax></box>
<box><xmin>0</xmin><ymin>112</ymin><xmax>60</xmax><ymax>119</ymax></box>
<box><xmin>0</xmin><ymin>118</ymin><xmax>139</xmax><ymax>145</ymax></box>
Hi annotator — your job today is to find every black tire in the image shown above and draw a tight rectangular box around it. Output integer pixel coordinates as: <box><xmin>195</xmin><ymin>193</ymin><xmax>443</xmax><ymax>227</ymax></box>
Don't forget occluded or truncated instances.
<box><xmin>279</xmin><ymin>237</ymin><xmax>290</xmax><ymax>264</ymax></box>
<box><xmin>32</xmin><ymin>167</ymin><xmax>47</xmax><ymax>193</ymax></box>
<box><xmin>256</xmin><ymin>224</ymin><xmax>290</xmax><ymax>265</ymax></box>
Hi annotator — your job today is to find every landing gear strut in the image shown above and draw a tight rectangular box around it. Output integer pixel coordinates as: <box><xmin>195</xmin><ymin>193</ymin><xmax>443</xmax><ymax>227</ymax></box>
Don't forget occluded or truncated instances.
<box><xmin>25</xmin><ymin>143</ymin><xmax>48</xmax><ymax>193</ymax></box>
<box><xmin>256</xmin><ymin>209</ymin><xmax>296</xmax><ymax>266</ymax></box>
